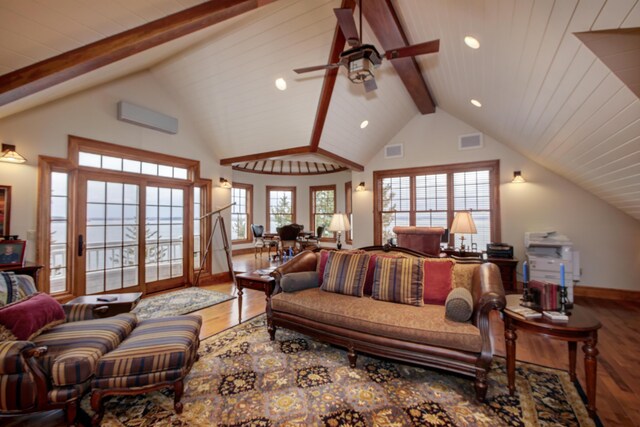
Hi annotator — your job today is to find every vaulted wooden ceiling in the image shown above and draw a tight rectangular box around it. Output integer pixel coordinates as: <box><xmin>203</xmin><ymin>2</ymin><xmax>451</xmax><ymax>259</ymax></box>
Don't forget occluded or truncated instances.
<box><xmin>0</xmin><ymin>0</ymin><xmax>639</xmax><ymax>219</ymax></box>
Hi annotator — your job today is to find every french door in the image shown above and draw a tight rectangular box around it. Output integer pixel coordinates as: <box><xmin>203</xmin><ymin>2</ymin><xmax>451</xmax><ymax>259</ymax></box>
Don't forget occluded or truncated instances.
<box><xmin>76</xmin><ymin>172</ymin><xmax>188</xmax><ymax>295</ymax></box>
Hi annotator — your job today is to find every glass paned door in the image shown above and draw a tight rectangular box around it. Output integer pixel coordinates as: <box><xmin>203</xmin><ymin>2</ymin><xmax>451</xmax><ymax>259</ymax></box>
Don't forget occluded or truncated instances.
<box><xmin>82</xmin><ymin>179</ymin><xmax>140</xmax><ymax>294</ymax></box>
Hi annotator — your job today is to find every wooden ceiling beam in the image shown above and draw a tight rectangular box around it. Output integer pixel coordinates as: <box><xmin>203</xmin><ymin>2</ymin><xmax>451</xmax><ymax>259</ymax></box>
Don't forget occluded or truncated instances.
<box><xmin>363</xmin><ymin>0</ymin><xmax>436</xmax><ymax>114</ymax></box>
<box><xmin>309</xmin><ymin>0</ymin><xmax>356</xmax><ymax>150</ymax></box>
<box><xmin>316</xmin><ymin>147</ymin><xmax>364</xmax><ymax>171</ymax></box>
<box><xmin>220</xmin><ymin>146</ymin><xmax>311</xmax><ymax>165</ymax></box>
<box><xmin>0</xmin><ymin>0</ymin><xmax>275</xmax><ymax>107</ymax></box>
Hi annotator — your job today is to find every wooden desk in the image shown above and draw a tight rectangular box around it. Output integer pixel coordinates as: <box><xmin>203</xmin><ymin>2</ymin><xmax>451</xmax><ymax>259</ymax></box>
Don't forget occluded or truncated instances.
<box><xmin>503</xmin><ymin>295</ymin><xmax>602</xmax><ymax>418</ymax></box>
<box><xmin>67</xmin><ymin>292</ymin><xmax>142</xmax><ymax>318</ymax></box>
<box><xmin>235</xmin><ymin>271</ymin><xmax>275</xmax><ymax>322</ymax></box>
<box><xmin>441</xmin><ymin>250</ymin><xmax>518</xmax><ymax>291</ymax></box>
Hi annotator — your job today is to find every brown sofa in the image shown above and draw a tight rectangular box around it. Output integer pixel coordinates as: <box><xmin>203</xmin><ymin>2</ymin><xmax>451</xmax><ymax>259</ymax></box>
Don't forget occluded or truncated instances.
<box><xmin>267</xmin><ymin>246</ymin><xmax>506</xmax><ymax>400</ymax></box>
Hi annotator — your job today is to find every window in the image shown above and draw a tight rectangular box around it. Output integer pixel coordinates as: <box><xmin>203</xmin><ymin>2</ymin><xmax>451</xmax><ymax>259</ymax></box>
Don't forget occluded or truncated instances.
<box><xmin>38</xmin><ymin>136</ymin><xmax>211</xmax><ymax>298</ymax></box>
<box><xmin>345</xmin><ymin>181</ymin><xmax>352</xmax><ymax>244</ymax></box>
<box><xmin>267</xmin><ymin>186</ymin><xmax>296</xmax><ymax>233</ymax></box>
<box><xmin>310</xmin><ymin>185</ymin><xmax>335</xmax><ymax>239</ymax></box>
<box><xmin>374</xmin><ymin>160</ymin><xmax>500</xmax><ymax>250</ymax></box>
<box><xmin>231</xmin><ymin>183</ymin><xmax>252</xmax><ymax>243</ymax></box>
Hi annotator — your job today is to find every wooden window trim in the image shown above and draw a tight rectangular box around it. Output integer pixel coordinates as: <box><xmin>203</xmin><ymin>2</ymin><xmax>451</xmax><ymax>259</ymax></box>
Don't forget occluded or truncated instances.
<box><xmin>266</xmin><ymin>185</ymin><xmax>296</xmax><ymax>233</ymax></box>
<box><xmin>37</xmin><ymin>136</ymin><xmax>209</xmax><ymax>300</ymax></box>
<box><xmin>310</xmin><ymin>184</ymin><xmax>336</xmax><ymax>242</ymax></box>
<box><xmin>345</xmin><ymin>181</ymin><xmax>352</xmax><ymax>244</ymax></box>
<box><xmin>373</xmin><ymin>160</ymin><xmax>501</xmax><ymax>246</ymax></box>
<box><xmin>231</xmin><ymin>182</ymin><xmax>253</xmax><ymax>244</ymax></box>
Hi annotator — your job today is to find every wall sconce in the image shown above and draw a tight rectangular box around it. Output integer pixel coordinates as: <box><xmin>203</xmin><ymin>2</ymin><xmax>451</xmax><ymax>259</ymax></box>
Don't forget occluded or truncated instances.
<box><xmin>511</xmin><ymin>170</ymin><xmax>526</xmax><ymax>183</ymax></box>
<box><xmin>219</xmin><ymin>178</ymin><xmax>232</xmax><ymax>188</ymax></box>
<box><xmin>0</xmin><ymin>144</ymin><xmax>27</xmax><ymax>164</ymax></box>
<box><xmin>355</xmin><ymin>182</ymin><xmax>366</xmax><ymax>191</ymax></box>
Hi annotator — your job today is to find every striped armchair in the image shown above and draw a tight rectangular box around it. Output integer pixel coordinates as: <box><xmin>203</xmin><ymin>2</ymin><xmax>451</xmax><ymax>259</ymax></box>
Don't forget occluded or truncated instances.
<box><xmin>0</xmin><ymin>281</ymin><xmax>202</xmax><ymax>426</ymax></box>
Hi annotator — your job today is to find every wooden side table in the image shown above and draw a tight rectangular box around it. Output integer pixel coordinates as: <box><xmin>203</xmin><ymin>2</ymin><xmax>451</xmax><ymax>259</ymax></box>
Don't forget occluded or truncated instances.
<box><xmin>67</xmin><ymin>292</ymin><xmax>142</xmax><ymax>318</ymax></box>
<box><xmin>235</xmin><ymin>271</ymin><xmax>276</xmax><ymax>322</ymax></box>
<box><xmin>503</xmin><ymin>295</ymin><xmax>602</xmax><ymax>418</ymax></box>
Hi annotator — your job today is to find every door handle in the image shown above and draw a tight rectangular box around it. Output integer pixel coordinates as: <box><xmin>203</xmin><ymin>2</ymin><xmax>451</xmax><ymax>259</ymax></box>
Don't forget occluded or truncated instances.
<box><xmin>78</xmin><ymin>234</ymin><xmax>84</xmax><ymax>257</ymax></box>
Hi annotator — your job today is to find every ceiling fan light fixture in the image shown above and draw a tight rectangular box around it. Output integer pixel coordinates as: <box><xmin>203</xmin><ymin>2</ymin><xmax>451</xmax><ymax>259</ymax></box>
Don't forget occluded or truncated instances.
<box><xmin>360</xmin><ymin>120</ymin><xmax>369</xmax><ymax>129</ymax></box>
<box><xmin>464</xmin><ymin>36</ymin><xmax>480</xmax><ymax>49</ymax></box>
<box><xmin>275</xmin><ymin>78</ymin><xmax>287</xmax><ymax>91</ymax></box>
<box><xmin>470</xmin><ymin>99</ymin><xmax>482</xmax><ymax>107</ymax></box>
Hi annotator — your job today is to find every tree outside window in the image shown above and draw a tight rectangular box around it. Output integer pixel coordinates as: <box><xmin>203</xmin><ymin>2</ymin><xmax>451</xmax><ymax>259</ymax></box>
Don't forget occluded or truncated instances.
<box><xmin>267</xmin><ymin>186</ymin><xmax>295</xmax><ymax>233</ymax></box>
<box><xmin>231</xmin><ymin>183</ymin><xmax>252</xmax><ymax>243</ymax></box>
<box><xmin>311</xmin><ymin>185</ymin><xmax>335</xmax><ymax>238</ymax></box>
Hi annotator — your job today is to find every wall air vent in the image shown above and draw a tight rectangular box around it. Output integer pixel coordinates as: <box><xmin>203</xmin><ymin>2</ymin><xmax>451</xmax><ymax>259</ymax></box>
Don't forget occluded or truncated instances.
<box><xmin>384</xmin><ymin>143</ymin><xmax>404</xmax><ymax>159</ymax></box>
<box><xmin>458</xmin><ymin>133</ymin><xmax>483</xmax><ymax>150</ymax></box>
<box><xmin>117</xmin><ymin>101</ymin><xmax>178</xmax><ymax>134</ymax></box>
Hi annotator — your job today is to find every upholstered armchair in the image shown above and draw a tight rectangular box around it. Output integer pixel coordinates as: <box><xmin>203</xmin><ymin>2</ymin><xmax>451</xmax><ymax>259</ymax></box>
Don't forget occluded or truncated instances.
<box><xmin>392</xmin><ymin>226</ymin><xmax>445</xmax><ymax>256</ymax></box>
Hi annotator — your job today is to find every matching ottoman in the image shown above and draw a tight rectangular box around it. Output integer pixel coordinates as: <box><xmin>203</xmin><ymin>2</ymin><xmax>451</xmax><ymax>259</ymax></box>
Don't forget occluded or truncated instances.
<box><xmin>89</xmin><ymin>315</ymin><xmax>202</xmax><ymax>425</ymax></box>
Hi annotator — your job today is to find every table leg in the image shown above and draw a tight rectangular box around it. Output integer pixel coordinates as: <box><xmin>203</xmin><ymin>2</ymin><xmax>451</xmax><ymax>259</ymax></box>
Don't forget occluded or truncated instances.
<box><xmin>505</xmin><ymin>319</ymin><xmax>517</xmax><ymax>396</ymax></box>
<box><xmin>237</xmin><ymin>286</ymin><xmax>244</xmax><ymax>323</ymax></box>
<box><xmin>568</xmin><ymin>341</ymin><xmax>577</xmax><ymax>382</ymax></box>
<box><xmin>583</xmin><ymin>332</ymin><xmax>599</xmax><ymax>418</ymax></box>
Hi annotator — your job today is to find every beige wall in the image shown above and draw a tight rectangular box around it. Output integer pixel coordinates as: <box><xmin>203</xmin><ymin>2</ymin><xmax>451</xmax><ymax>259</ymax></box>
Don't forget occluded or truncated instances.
<box><xmin>352</xmin><ymin>109</ymin><xmax>640</xmax><ymax>291</ymax></box>
<box><xmin>232</xmin><ymin>169</ymin><xmax>353</xmax><ymax>250</ymax></box>
<box><xmin>0</xmin><ymin>71</ymin><xmax>232</xmax><ymax>273</ymax></box>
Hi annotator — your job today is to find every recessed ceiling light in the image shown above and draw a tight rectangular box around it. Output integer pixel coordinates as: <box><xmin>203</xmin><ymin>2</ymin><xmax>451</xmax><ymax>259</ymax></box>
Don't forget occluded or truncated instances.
<box><xmin>275</xmin><ymin>78</ymin><xmax>287</xmax><ymax>91</ymax></box>
<box><xmin>360</xmin><ymin>120</ymin><xmax>369</xmax><ymax>129</ymax></box>
<box><xmin>470</xmin><ymin>99</ymin><xmax>482</xmax><ymax>107</ymax></box>
<box><xmin>464</xmin><ymin>36</ymin><xmax>480</xmax><ymax>49</ymax></box>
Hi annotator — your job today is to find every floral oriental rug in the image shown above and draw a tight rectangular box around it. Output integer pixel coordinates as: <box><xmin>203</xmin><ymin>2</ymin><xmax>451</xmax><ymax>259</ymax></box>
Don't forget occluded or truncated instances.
<box><xmin>82</xmin><ymin>315</ymin><xmax>598</xmax><ymax>426</ymax></box>
<box><xmin>132</xmin><ymin>287</ymin><xmax>235</xmax><ymax>319</ymax></box>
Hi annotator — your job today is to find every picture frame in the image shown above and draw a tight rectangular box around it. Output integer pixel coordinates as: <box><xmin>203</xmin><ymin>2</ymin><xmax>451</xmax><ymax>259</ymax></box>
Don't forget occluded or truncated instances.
<box><xmin>0</xmin><ymin>185</ymin><xmax>9</xmax><ymax>236</ymax></box>
<box><xmin>0</xmin><ymin>239</ymin><xmax>26</xmax><ymax>267</ymax></box>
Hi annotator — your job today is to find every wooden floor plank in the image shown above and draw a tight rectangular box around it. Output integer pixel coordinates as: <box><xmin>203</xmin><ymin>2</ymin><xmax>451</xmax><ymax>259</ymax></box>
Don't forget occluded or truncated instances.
<box><xmin>3</xmin><ymin>253</ymin><xmax>639</xmax><ymax>426</ymax></box>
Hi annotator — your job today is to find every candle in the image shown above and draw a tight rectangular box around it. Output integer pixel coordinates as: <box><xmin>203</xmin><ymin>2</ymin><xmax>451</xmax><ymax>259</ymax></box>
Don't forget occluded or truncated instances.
<box><xmin>523</xmin><ymin>261</ymin><xmax>528</xmax><ymax>283</ymax></box>
<box><xmin>560</xmin><ymin>263</ymin><xmax>565</xmax><ymax>287</ymax></box>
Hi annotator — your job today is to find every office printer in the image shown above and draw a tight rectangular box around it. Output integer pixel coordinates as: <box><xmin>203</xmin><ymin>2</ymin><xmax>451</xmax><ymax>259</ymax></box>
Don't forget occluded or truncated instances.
<box><xmin>525</xmin><ymin>231</ymin><xmax>580</xmax><ymax>302</ymax></box>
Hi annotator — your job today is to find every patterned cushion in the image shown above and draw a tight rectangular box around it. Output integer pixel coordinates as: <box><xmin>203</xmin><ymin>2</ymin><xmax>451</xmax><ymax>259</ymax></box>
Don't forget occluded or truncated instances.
<box><xmin>363</xmin><ymin>253</ymin><xmax>403</xmax><ymax>295</ymax></box>
<box><xmin>0</xmin><ymin>293</ymin><xmax>65</xmax><ymax>340</ymax></box>
<box><xmin>445</xmin><ymin>287</ymin><xmax>474</xmax><ymax>322</ymax></box>
<box><xmin>317</xmin><ymin>249</ymin><xmax>365</xmax><ymax>286</ymax></box>
<box><xmin>15</xmin><ymin>274</ymin><xmax>38</xmax><ymax>299</ymax></box>
<box><xmin>320</xmin><ymin>252</ymin><xmax>370</xmax><ymax>297</ymax></box>
<box><xmin>0</xmin><ymin>341</ymin><xmax>38</xmax><ymax>410</ymax></box>
<box><xmin>33</xmin><ymin>313</ymin><xmax>137</xmax><ymax>386</ymax></box>
<box><xmin>372</xmin><ymin>257</ymin><xmax>424</xmax><ymax>306</ymax></box>
<box><xmin>423</xmin><ymin>258</ymin><xmax>455</xmax><ymax>305</ymax></box>
<box><xmin>95</xmin><ymin>315</ymin><xmax>201</xmax><ymax>382</ymax></box>
<box><xmin>0</xmin><ymin>272</ymin><xmax>19</xmax><ymax>306</ymax></box>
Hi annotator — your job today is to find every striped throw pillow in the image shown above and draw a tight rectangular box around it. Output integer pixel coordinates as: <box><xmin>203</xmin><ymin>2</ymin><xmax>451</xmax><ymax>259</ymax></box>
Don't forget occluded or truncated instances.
<box><xmin>321</xmin><ymin>251</ymin><xmax>371</xmax><ymax>297</ymax></box>
<box><xmin>372</xmin><ymin>257</ymin><xmax>424</xmax><ymax>306</ymax></box>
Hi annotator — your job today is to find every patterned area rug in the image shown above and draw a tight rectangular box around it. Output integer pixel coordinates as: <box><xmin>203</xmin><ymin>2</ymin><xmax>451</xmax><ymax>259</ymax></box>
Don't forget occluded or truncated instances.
<box><xmin>83</xmin><ymin>315</ymin><xmax>598</xmax><ymax>426</ymax></box>
<box><xmin>132</xmin><ymin>287</ymin><xmax>235</xmax><ymax>319</ymax></box>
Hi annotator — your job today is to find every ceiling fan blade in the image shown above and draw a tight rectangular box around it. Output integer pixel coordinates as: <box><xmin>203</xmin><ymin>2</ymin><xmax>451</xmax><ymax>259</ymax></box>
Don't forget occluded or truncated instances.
<box><xmin>293</xmin><ymin>63</ymin><xmax>340</xmax><ymax>74</ymax></box>
<box><xmin>334</xmin><ymin>8</ymin><xmax>360</xmax><ymax>47</ymax></box>
<box><xmin>364</xmin><ymin>78</ymin><xmax>377</xmax><ymax>92</ymax></box>
<box><xmin>384</xmin><ymin>39</ymin><xmax>440</xmax><ymax>60</ymax></box>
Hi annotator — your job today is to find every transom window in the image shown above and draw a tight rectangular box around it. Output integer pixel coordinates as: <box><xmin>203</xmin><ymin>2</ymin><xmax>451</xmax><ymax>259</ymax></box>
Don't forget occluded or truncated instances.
<box><xmin>231</xmin><ymin>183</ymin><xmax>252</xmax><ymax>243</ymax></box>
<box><xmin>78</xmin><ymin>151</ymin><xmax>188</xmax><ymax>179</ymax></box>
<box><xmin>267</xmin><ymin>186</ymin><xmax>296</xmax><ymax>233</ymax></box>
<box><xmin>374</xmin><ymin>160</ymin><xmax>500</xmax><ymax>251</ymax></box>
<box><xmin>310</xmin><ymin>185</ymin><xmax>336</xmax><ymax>239</ymax></box>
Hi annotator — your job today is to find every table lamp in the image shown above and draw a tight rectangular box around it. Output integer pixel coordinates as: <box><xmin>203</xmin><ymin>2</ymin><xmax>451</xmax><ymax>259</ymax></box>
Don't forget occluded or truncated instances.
<box><xmin>328</xmin><ymin>213</ymin><xmax>351</xmax><ymax>250</ymax></box>
<box><xmin>450</xmin><ymin>211</ymin><xmax>477</xmax><ymax>252</ymax></box>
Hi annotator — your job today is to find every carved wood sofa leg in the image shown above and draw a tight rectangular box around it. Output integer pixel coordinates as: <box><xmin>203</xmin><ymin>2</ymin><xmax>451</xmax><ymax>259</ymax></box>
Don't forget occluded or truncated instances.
<box><xmin>65</xmin><ymin>399</ymin><xmax>77</xmax><ymax>426</ymax></box>
<box><xmin>90</xmin><ymin>390</ymin><xmax>104</xmax><ymax>426</ymax></box>
<box><xmin>475</xmin><ymin>371</ymin><xmax>488</xmax><ymax>401</ymax></box>
<box><xmin>347</xmin><ymin>346</ymin><xmax>357</xmax><ymax>368</ymax></box>
<box><xmin>174</xmin><ymin>379</ymin><xmax>184</xmax><ymax>414</ymax></box>
<box><xmin>268</xmin><ymin>322</ymin><xmax>276</xmax><ymax>341</ymax></box>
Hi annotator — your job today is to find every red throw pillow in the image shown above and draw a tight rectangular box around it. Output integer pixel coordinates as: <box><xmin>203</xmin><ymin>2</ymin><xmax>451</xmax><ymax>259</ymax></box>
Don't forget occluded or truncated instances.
<box><xmin>423</xmin><ymin>259</ymin><xmax>454</xmax><ymax>305</ymax></box>
<box><xmin>0</xmin><ymin>292</ymin><xmax>65</xmax><ymax>340</ymax></box>
<box><xmin>363</xmin><ymin>254</ymin><xmax>402</xmax><ymax>295</ymax></box>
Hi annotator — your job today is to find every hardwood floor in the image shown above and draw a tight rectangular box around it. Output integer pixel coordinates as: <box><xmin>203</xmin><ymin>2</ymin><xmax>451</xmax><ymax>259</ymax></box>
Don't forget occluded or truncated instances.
<box><xmin>4</xmin><ymin>253</ymin><xmax>639</xmax><ymax>426</ymax></box>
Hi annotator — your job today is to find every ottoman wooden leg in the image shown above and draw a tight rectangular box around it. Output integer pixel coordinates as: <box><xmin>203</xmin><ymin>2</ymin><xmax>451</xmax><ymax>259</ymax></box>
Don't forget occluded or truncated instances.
<box><xmin>174</xmin><ymin>379</ymin><xmax>184</xmax><ymax>414</ymax></box>
<box><xmin>90</xmin><ymin>390</ymin><xmax>104</xmax><ymax>426</ymax></box>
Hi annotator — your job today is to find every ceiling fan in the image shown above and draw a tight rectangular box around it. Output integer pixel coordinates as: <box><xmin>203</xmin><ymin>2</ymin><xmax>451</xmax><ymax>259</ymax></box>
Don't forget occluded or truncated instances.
<box><xmin>293</xmin><ymin>1</ymin><xmax>440</xmax><ymax>92</ymax></box>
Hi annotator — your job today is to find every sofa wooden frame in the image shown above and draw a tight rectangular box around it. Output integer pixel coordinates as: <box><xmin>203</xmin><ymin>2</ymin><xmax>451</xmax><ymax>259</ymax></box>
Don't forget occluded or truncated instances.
<box><xmin>267</xmin><ymin>246</ymin><xmax>506</xmax><ymax>401</ymax></box>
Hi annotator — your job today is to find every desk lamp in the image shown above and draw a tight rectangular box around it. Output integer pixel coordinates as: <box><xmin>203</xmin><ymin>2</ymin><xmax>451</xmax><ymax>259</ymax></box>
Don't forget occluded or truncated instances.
<box><xmin>450</xmin><ymin>211</ymin><xmax>477</xmax><ymax>252</ymax></box>
<box><xmin>328</xmin><ymin>213</ymin><xmax>351</xmax><ymax>250</ymax></box>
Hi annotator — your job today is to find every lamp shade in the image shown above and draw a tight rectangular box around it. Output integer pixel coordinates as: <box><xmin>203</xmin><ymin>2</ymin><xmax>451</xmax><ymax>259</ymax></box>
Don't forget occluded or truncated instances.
<box><xmin>328</xmin><ymin>213</ymin><xmax>351</xmax><ymax>232</ymax></box>
<box><xmin>0</xmin><ymin>144</ymin><xmax>26</xmax><ymax>164</ymax></box>
<box><xmin>450</xmin><ymin>211</ymin><xmax>477</xmax><ymax>234</ymax></box>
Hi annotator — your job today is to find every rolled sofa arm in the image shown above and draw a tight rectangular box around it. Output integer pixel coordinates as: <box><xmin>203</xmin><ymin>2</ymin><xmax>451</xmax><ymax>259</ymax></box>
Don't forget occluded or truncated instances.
<box><xmin>63</xmin><ymin>303</ymin><xmax>109</xmax><ymax>322</ymax></box>
<box><xmin>271</xmin><ymin>250</ymin><xmax>318</xmax><ymax>293</ymax></box>
<box><xmin>0</xmin><ymin>341</ymin><xmax>36</xmax><ymax>375</ymax></box>
<box><xmin>471</xmin><ymin>263</ymin><xmax>506</xmax><ymax>364</ymax></box>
